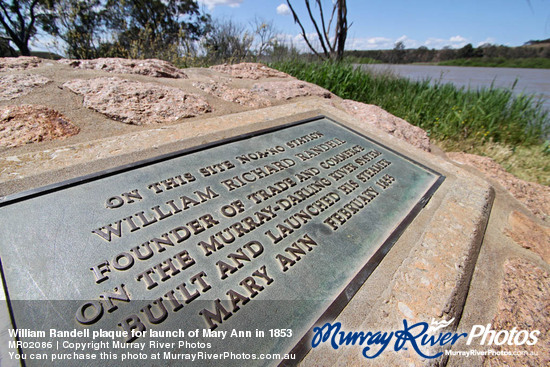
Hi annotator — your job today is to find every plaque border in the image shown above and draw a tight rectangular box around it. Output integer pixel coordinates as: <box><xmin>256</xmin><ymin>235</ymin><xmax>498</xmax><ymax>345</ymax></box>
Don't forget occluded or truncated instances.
<box><xmin>0</xmin><ymin>115</ymin><xmax>445</xmax><ymax>366</ymax></box>
<box><xmin>0</xmin><ymin>115</ymin><xmax>442</xmax><ymax>206</ymax></box>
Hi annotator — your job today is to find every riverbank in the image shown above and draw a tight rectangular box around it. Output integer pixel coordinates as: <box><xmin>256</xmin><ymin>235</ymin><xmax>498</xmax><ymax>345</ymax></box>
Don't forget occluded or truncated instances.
<box><xmin>357</xmin><ymin>63</ymin><xmax>550</xmax><ymax>111</ymax></box>
<box><xmin>348</xmin><ymin>58</ymin><xmax>550</xmax><ymax>69</ymax></box>
<box><xmin>271</xmin><ymin>61</ymin><xmax>550</xmax><ymax>186</ymax></box>
<box><xmin>439</xmin><ymin>57</ymin><xmax>550</xmax><ymax>69</ymax></box>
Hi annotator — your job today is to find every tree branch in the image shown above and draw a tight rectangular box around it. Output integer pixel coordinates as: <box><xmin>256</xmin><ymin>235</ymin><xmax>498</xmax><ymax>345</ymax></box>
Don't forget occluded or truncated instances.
<box><xmin>315</xmin><ymin>0</ymin><xmax>332</xmax><ymax>53</ymax></box>
<box><xmin>304</xmin><ymin>0</ymin><xmax>329</xmax><ymax>57</ymax></box>
<box><xmin>13</xmin><ymin>0</ymin><xmax>27</xmax><ymax>40</ymax></box>
<box><xmin>0</xmin><ymin>0</ymin><xmax>16</xmax><ymax>31</ymax></box>
<box><xmin>0</xmin><ymin>1</ymin><xmax>14</xmax><ymax>27</ymax></box>
<box><xmin>25</xmin><ymin>0</ymin><xmax>39</xmax><ymax>43</ymax></box>
<box><xmin>335</xmin><ymin>0</ymin><xmax>348</xmax><ymax>60</ymax></box>
<box><xmin>0</xmin><ymin>5</ymin><xmax>18</xmax><ymax>41</ymax></box>
<box><xmin>285</xmin><ymin>0</ymin><xmax>325</xmax><ymax>59</ymax></box>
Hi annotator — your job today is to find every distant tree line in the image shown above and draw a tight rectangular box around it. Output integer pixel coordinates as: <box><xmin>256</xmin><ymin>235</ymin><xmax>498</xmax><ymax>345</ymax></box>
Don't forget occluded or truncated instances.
<box><xmin>1</xmin><ymin>0</ymin><xmax>548</xmax><ymax>65</ymax></box>
<box><xmin>0</xmin><ymin>0</ymin><xmax>294</xmax><ymax>65</ymax></box>
<box><xmin>0</xmin><ymin>0</ymin><xmax>206</xmax><ymax>59</ymax></box>
<box><xmin>346</xmin><ymin>41</ymin><xmax>550</xmax><ymax>64</ymax></box>
<box><xmin>0</xmin><ymin>0</ymin><xmax>351</xmax><ymax>64</ymax></box>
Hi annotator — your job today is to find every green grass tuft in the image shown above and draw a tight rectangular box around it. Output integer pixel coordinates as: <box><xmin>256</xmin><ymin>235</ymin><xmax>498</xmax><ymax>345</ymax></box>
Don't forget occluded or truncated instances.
<box><xmin>270</xmin><ymin>60</ymin><xmax>550</xmax><ymax>184</ymax></box>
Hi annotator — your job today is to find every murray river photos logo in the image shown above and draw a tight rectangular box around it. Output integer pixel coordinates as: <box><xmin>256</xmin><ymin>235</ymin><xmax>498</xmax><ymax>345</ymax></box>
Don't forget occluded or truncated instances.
<box><xmin>311</xmin><ymin>318</ymin><xmax>540</xmax><ymax>359</ymax></box>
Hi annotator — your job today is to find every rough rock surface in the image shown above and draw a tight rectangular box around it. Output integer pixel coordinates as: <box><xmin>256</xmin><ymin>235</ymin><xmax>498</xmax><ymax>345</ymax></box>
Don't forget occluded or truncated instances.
<box><xmin>0</xmin><ymin>74</ymin><xmax>51</xmax><ymax>101</ymax></box>
<box><xmin>0</xmin><ymin>56</ymin><xmax>42</xmax><ymax>71</ymax></box>
<box><xmin>0</xmin><ymin>105</ymin><xmax>79</xmax><ymax>148</ymax></box>
<box><xmin>483</xmin><ymin>258</ymin><xmax>550</xmax><ymax>367</ymax></box>
<box><xmin>505</xmin><ymin>211</ymin><xmax>550</xmax><ymax>264</ymax></box>
<box><xmin>341</xmin><ymin>100</ymin><xmax>431</xmax><ymax>151</ymax></box>
<box><xmin>210</xmin><ymin>63</ymin><xmax>290</xmax><ymax>79</ymax></box>
<box><xmin>448</xmin><ymin>152</ymin><xmax>550</xmax><ymax>221</ymax></box>
<box><xmin>63</xmin><ymin>77</ymin><xmax>211</xmax><ymax>125</ymax></box>
<box><xmin>59</xmin><ymin>58</ymin><xmax>188</xmax><ymax>78</ymax></box>
<box><xmin>193</xmin><ymin>81</ymin><xmax>271</xmax><ymax>108</ymax></box>
<box><xmin>313</xmin><ymin>177</ymin><xmax>493</xmax><ymax>367</ymax></box>
<box><xmin>251</xmin><ymin>80</ymin><xmax>333</xmax><ymax>100</ymax></box>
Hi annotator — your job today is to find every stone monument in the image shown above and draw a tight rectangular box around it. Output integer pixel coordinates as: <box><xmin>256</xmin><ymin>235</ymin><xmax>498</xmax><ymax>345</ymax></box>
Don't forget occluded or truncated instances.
<box><xmin>0</xmin><ymin>58</ymin><xmax>547</xmax><ymax>366</ymax></box>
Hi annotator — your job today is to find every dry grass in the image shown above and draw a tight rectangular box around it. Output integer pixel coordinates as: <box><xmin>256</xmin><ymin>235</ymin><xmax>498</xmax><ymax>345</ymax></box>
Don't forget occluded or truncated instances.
<box><xmin>436</xmin><ymin>139</ymin><xmax>550</xmax><ymax>186</ymax></box>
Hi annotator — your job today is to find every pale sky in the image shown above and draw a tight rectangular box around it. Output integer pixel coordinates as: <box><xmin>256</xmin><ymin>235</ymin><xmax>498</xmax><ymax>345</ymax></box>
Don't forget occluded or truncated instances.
<box><xmin>197</xmin><ymin>0</ymin><xmax>550</xmax><ymax>50</ymax></box>
<box><xmin>30</xmin><ymin>0</ymin><xmax>550</xmax><ymax>53</ymax></box>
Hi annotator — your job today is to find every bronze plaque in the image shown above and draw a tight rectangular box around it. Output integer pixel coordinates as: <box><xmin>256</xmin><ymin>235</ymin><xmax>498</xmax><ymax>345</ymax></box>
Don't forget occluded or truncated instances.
<box><xmin>0</xmin><ymin>116</ymin><xmax>443</xmax><ymax>366</ymax></box>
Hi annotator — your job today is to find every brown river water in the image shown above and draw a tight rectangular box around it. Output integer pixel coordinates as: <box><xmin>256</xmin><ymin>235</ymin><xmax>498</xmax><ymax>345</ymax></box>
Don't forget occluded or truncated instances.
<box><xmin>358</xmin><ymin>64</ymin><xmax>550</xmax><ymax>111</ymax></box>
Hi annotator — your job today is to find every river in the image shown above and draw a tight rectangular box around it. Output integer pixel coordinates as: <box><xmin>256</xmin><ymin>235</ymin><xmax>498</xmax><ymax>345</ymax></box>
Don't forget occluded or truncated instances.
<box><xmin>357</xmin><ymin>64</ymin><xmax>550</xmax><ymax>110</ymax></box>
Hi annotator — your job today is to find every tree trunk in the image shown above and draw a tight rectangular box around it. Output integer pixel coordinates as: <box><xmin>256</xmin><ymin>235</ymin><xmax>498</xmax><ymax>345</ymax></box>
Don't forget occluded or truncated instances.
<box><xmin>286</xmin><ymin>0</ymin><xmax>349</xmax><ymax>61</ymax></box>
<box><xmin>13</xmin><ymin>39</ymin><xmax>31</xmax><ymax>56</ymax></box>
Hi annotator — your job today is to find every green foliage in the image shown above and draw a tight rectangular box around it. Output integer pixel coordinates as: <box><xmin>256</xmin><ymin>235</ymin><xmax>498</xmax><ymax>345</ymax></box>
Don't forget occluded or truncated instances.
<box><xmin>343</xmin><ymin>56</ymin><xmax>380</xmax><ymax>64</ymax></box>
<box><xmin>38</xmin><ymin>1</ymin><xmax>286</xmax><ymax>65</ymax></box>
<box><xmin>39</xmin><ymin>0</ymin><xmax>209</xmax><ymax>62</ymax></box>
<box><xmin>200</xmin><ymin>17</ymin><xmax>290</xmax><ymax>65</ymax></box>
<box><xmin>524</xmin><ymin>38</ymin><xmax>550</xmax><ymax>46</ymax></box>
<box><xmin>345</xmin><ymin>43</ymin><xmax>550</xmax><ymax>66</ymax></box>
<box><xmin>0</xmin><ymin>0</ymin><xmax>49</xmax><ymax>55</ymax></box>
<box><xmin>0</xmin><ymin>34</ymin><xmax>16</xmax><ymax>56</ymax></box>
<box><xmin>250</xmin><ymin>17</ymin><xmax>278</xmax><ymax>59</ymax></box>
<box><xmin>436</xmin><ymin>140</ymin><xmax>550</xmax><ymax>186</ymax></box>
<box><xmin>202</xmin><ymin>19</ymin><xmax>254</xmax><ymax>64</ymax></box>
<box><xmin>105</xmin><ymin>0</ymin><xmax>209</xmax><ymax>61</ymax></box>
<box><xmin>267</xmin><ymin>41</ymin><xmax>302</xmax><ymax>63</ymax></box>
<box><xmin>272</xmin><ymin>60</ymin><xmax>550</xmax><ymax>184</ymax></box>
<box><xmin>457</xmin><ymin>43</ymin><xmax>482</xmax><ymax>58</ymax></box>
<box><xmin>270</xmin><ymin>60</ymin><xmax>549</xmax><ymax>148</ymax></box>
<box><xmin>40</xmin><ymin>0</ymin><xmax>107</xmax><ymax>59</ymax></box>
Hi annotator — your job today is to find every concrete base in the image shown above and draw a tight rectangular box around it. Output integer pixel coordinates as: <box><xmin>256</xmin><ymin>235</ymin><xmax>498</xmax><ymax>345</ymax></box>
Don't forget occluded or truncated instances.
<box><xmin>1</xmin><ymin>100</ymin><xmax>495</xmax><ymax>365</ymax></box>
